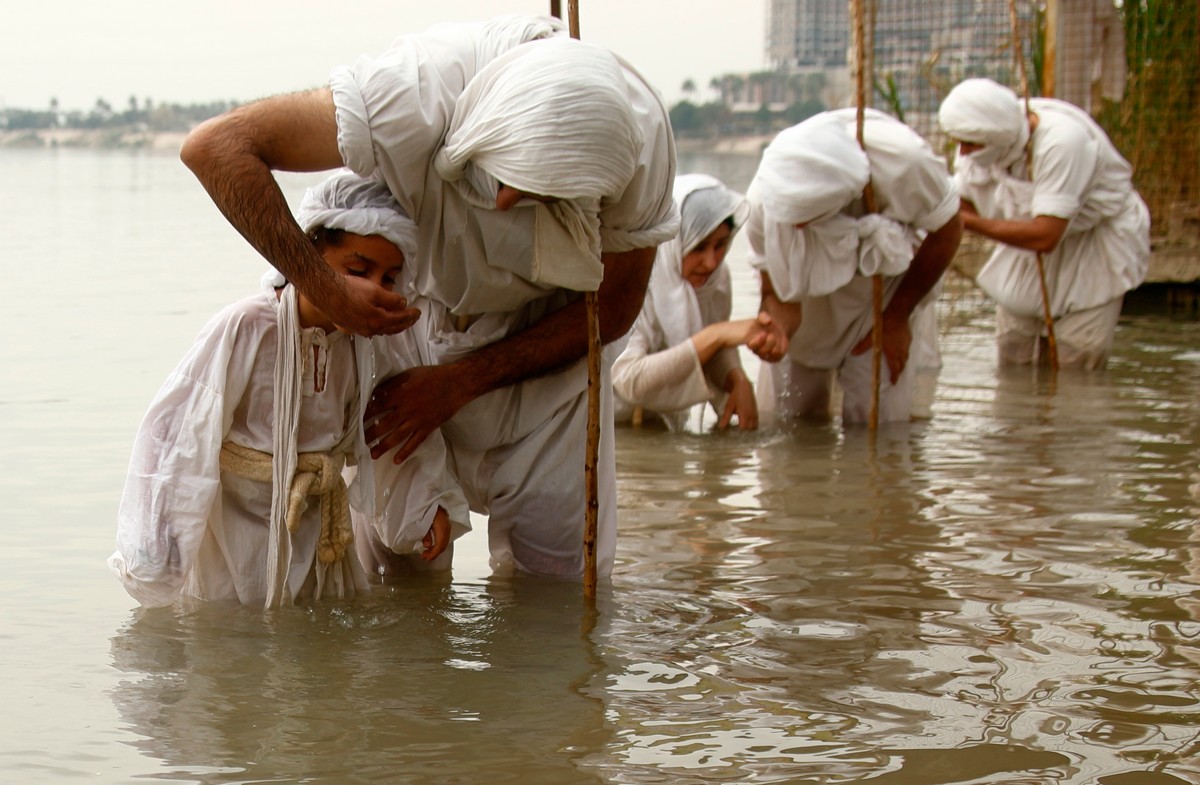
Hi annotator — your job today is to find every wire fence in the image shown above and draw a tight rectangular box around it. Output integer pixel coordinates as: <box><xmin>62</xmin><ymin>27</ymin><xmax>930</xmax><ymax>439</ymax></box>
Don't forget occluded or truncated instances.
<box><xmin>856</xmin><ymin>0</ymin><xmax>1198</xmax><ymax>245</ymax></box>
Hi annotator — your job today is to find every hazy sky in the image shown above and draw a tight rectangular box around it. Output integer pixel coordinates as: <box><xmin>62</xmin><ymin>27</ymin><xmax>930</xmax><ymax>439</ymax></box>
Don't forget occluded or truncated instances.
<box><xmin>2</xmin><ymin>0</ymin><xmax>768</xmax><ymax>112</ymax></box>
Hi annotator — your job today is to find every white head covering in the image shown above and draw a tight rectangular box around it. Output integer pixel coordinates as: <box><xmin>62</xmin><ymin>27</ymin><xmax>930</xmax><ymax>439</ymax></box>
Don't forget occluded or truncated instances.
<box><xmin>938</xmin><ymin>78</ymin><xmax>1031</xmax><ymax>172</ymax></box>
<box><xmin>296</xmin><ymin>170</ymin><xmax>419</xmax><ymax>265</ymax></box>
<box><xmin>751</xmin><ymin>113</ymin><xmax>870</xmax><ymax>227</ymax></box>
<box><xmin>646</xmin><ymin>174</ymin><xmax>748</xmax><ymax>348</ymax></box>
<box><xmin>432</xmin><ymin>36</ymin><xmax>642</xmax><ymax>289</ymax></box>
<box><xmin>747</xmin><ymin>112</ymin><xmax>913</xmax><ymax>301</ymax></box>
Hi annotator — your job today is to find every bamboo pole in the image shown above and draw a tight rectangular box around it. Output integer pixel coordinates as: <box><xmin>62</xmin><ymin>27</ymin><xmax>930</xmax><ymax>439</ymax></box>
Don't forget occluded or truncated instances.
<box><xmin>550</xmin><ymin>0</ymin><xmax>599</xmax><ymax>598</ymax></box>
<box><xmin>852</xmin><ymin>0</ymin><xmax>883</xmax><ymax>430</ymax></box>
<box><xmin>1009</xmin><ymin>0</ymin><xmax>1059</xmax><ymax>369</ymax></box>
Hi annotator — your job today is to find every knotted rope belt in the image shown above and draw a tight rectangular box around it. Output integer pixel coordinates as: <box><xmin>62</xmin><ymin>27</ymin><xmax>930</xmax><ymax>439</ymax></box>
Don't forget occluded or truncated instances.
<box><xmin>219</xmin><ymin>441</ymin><xmax>353</xmax><ymax>565</ymax></box>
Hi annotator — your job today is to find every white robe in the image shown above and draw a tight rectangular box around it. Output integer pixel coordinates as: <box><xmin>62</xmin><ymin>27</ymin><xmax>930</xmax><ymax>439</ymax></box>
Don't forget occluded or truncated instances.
<box><xmin>613</xmin><ymin>174</ymin><xmax>749</xmax><ymax>432</ymax></box>
<box><xmin>326</xmin><ymin>16</ymin><xmax>679</xmax><ymax>577</ymax></box>
<box><xmin>747</xmin><ymin>109</ymin><xmax>958</xmax><ymax>423</ymax></box>
<box><xmin>109</xmin><ymin>286</ymin><xmax>468</xmax><ymax>607</ymax></box>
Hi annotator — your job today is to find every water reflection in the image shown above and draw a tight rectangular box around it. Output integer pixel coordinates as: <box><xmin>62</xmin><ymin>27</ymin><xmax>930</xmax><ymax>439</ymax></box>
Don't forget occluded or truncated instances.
<box><xmin>110</xmin><ymin>579</ymin><xmax>614</xmax><ymax>784</ymax></box>
<box><xmin>2</xmin><ymin>148</ymin><xmax>1198</xmax><ymax>784</ymax></box>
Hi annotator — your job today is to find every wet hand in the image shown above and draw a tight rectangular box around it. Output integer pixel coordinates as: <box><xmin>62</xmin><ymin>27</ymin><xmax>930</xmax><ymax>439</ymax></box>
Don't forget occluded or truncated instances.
<box><xmin>420</xmin><ymin>508</ymin><xmax>452</xmax><ymax>561</ymax></box>
<box><xmin>331</xmin><ymin>275</ymin><xmax>421</xmax><ymax>337</ymax></box>
<box><xmin>718</xmin><ymin>371</ymin><xmax>759</xmax><ymax>431</ymax></box>
<box><xmin>851</xmin><ymin>313</ymin><xmax>911</xmax><ymax>384</ymax></box>
<box><xmin>365</xmin><ymin>364</ymin><xmax>473</xmax><ymax>464</ymax></box>
<box><xmin>746</xmin><ymin>312</ymin><xmax>789</xmax><ymax>363</ymax></box>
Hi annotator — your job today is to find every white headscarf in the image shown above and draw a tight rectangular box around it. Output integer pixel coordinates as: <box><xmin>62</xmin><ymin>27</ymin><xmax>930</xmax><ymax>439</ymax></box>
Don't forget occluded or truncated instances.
<box><xmin>938</xmin><ymin>78</ymin><xmax>1031</xmax><ymax>176</ymax></box>
<box><xmin>747</xmin><ymin>111</ymin><xmax>913</xmax><ymax>302</ymax></box>
<box><xmin>296</xmin><ymin>170</ymin><xmax>419</xmax><ymax>266</ymax></box>
<box><xmin>646</xmin><ymin>174</ymin><xmax>748</xmax><ymax>348</ymax></box>
<box><xmin>433</xmin><ymin>36</ymin><xmax>643</xmax><ymax>290</ymax></box>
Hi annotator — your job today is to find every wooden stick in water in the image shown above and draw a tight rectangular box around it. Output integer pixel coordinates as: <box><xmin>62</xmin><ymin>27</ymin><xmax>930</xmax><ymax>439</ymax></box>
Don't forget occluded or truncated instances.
<box><xmin>852</xmin><ymin>0</ymin><xmax>883</xmax><ymax>430</ymax></box>
<box><xmin>550</xmin><ymin>0</ymin><xmax>599</xmax><ymax>598</ymax></box>
<box><xmin>1008</xmin><ymin>0</ymin><xmax>1059</xmax><ymax>369</ymax></box>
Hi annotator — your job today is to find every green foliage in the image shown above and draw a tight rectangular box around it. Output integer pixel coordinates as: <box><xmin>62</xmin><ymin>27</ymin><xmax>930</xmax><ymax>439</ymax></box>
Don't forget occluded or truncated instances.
<box><xmin>873</xmin><ymin>72</ymin><xmax>905</xmax><ymax>124</ymax></box>
<box><xmin>1096</xmin><ymin>0</ymin><xmax>1199</xmax><ymax>234</ymax></box>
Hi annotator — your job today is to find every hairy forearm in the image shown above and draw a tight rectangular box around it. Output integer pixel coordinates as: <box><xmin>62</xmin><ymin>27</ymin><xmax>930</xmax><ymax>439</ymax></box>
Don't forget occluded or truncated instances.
<box><xmin>437</xmin><ymin>246</ymin><xmax>657</xmax><ymax>402</ymax></box>
<box><xmin>180</xmin><ymin>90</ymin><xmax>347</xmax><ymax>306</ymax></box>
<box><xmin>885</xmin><ymin>213</ymin><xmax>963</xmax><ymax>321</ymax></box>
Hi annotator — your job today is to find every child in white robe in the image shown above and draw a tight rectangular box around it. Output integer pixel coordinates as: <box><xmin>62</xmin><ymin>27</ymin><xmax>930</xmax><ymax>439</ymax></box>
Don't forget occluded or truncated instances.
<box><xmin>612</xmin><ymin>174</ymin><xmax>765</xmax><ymax>432</ymax></box>
<box><xmin>109</xmin><ymin>172</ymin><xmax>469</xmax><ymax>608</ymax></box>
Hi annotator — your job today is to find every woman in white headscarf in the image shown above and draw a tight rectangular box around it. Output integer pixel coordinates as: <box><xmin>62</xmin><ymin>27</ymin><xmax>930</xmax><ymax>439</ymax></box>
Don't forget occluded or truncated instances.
<box><xmin>745</xmin><ymin>109</ymin><xmax>962</xmax><ymax>425</ymax></box>
<box><xmin>109</xmin><ymin>171</ymin><xmax>469</xmax><ymax>608</ymax></box>
<box><xmin>938</xmin><ymin>77</ymin><xmax>1149</xmax><ymax>369</ymax></box>
<box><xmin>612</xmin><ymin>174</ymin><xmax>763</xmax><ymax>432</ymax></box>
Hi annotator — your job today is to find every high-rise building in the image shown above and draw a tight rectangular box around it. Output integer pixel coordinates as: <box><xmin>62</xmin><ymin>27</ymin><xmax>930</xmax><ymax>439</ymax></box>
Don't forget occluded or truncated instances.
<box><xmin>767</xmin><ymin>0</ymin><xmax>849</xmax><ymax>68</ymax></box>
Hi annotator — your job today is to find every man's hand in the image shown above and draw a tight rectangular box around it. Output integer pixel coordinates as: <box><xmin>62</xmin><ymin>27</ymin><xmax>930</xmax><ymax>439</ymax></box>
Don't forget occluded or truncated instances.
<box><xmin>330</xmin><ymin>275</ymin><xmax>422</xmax><ymax>337</ymax></box>
<box><xmin>365</xmin><ymin>364</ymin><xmax>475</xmax><ymax>464</ymax></box>
<box><xmin>718</xmin><ymin>369</ymin><xmax>759</xmax><ymax>431</ymax></box>
<box><xmin>746</xmin><ymin>312</ymin><xmax>790</xmax><ymax>363</ymax></box>
<box><xmin>851</xmin><ymin>310</ymin><xmax>911</xmax><ymax>384</ymax></box>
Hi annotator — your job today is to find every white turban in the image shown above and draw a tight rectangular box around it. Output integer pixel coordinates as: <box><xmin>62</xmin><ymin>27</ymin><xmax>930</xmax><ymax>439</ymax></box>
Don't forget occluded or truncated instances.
<box><xmin>296</xmin><ymin>170</ymin><xmax>419</xmax><ymax>265</ymax></box>
<box><xmin>750</xmin><ymin>112</ymin><xmax>870</xmax><ymax>227</ymax></box>
<box><xmin>938</xmin><ymin>78</ymin><xmax>1030</xmax><ymax>172</ymax></box>
<box><xmin>747</xmin><ymin>112</ymin><xmax>914</xmax><ymax>302</ymax></box>
<box><xmin>434</xmin><ymin>36</ymin><xmax>640</xmax><ymax>201</ymax></box>
<box><xmin>432</xmin><ymin>36</ymin><xmax>642</xmax><ymax>290</ymax></box>
<box><xmin>647</xmin><ymin>174</ymin><xmax>748</xmax><ymax>348</ymax></box>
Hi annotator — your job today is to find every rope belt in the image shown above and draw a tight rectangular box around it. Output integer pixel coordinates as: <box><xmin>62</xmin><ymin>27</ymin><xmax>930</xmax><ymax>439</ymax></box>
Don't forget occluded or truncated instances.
<box><xmin>219</xmin><ymin>441</ymin><xmax>353</xmax><ymax>565</ymax></box>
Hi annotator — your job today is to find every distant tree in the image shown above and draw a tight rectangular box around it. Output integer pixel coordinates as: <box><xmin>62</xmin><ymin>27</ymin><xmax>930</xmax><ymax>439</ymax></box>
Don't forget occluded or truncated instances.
<box><xmin>681</xmin><ymin>78</ymin><xmax>696</xmax><ymax>100</ymax></box>
<box><xmin>669</xmin><ymin>100</ymin><xmax>701</xmax><ymax>132</ymax></box>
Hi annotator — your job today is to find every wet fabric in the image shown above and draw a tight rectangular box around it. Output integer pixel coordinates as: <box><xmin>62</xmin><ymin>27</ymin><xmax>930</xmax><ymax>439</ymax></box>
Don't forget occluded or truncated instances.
<box><xmin>326</xmin><ymin>15</ymin><xmax>679</xmax><ymax>577</ymax></box>
<box><xmin>110</xmin><ymin>282</ymin><xmax>467</xmax><ymax>607</ymax></box>
<box><xmin>745</xmin><ymin>109</ymin><xmax>958</xmax><ymax>424</ymax></box>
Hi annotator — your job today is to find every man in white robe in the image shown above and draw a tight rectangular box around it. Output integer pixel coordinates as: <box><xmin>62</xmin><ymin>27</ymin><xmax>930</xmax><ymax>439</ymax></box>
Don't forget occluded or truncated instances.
<box><xmin>179</xmin><ymin>16</ymin><xmax>679</xmax><ymax>579</ymax></box>
<box><xmin>938</xmin><ymin>78</ymin><xmax>1150</xmax><ymax>369</ymax></box>
<box><xmin>745</xmin><ymin>109</ymin><xmax>963</xmax><ymax>424</ymax></box>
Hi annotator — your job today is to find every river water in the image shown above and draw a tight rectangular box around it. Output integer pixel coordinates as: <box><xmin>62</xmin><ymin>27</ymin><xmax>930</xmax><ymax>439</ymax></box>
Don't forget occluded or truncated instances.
<box><xmin>2</xmin><ymin>147</ymin><xmax>1198</xmax><ymax>784</ymax></box>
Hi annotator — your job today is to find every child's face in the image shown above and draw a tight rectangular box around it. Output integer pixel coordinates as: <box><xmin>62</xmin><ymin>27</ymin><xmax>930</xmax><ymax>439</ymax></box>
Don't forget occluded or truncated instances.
<box><xmin>323</xmin><ymin>233</ymin><xmax>406</xmax><ymax>292</ymax></box>
<box><xmin>299</xmin><ymin>232</ymin><xmax>406</xmax><ymax>332</ymax></box>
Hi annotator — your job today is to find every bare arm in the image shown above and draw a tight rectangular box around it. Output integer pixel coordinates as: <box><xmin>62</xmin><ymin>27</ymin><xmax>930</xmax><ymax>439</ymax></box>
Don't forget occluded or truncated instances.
<box><xmin>180</xmin><ymin>88</ymin><xmax>420</xmax><ymax>336</ymax></box>
<box><xmin>961</xmin><ymin>209</ymin><xmax>1068</xmax><ymax>255</ymax></box>
<box><xmin>851</xmin><ymin>213</ymin><xmax>963</xmax><ymax>382</ymax></box>
<box><xmin>365</xmin><ymin>246</ymin><xmax>658</xmax><ymax>462</ymax></box>
<box><xmin>746</xmin><ymin>271</ymin><xmax>800</xmax><ymax>363</ymax></box>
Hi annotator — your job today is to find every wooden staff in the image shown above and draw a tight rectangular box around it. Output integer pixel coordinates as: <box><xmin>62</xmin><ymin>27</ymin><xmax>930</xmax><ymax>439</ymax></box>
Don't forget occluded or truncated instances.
<box><xmin>1009</xmin><ymin>0</ymin><xmax>1059</xmax><ymax>369</ymax></box>
<box><xmin>852</xmin><ymin>0</ymin><xmax>883</xmax><ymax>430</ymax></box>
<box><xmin>549</xmin><ymin>0</ymin><xmax>600</xmax><ymax>598</ymax></box>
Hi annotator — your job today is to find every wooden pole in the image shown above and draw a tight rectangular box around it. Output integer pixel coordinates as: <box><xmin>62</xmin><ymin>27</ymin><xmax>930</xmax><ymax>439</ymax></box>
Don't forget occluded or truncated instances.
<box><xmin>551</xmin><ymin>0</ymin><xmax>599</xmax><ymax>598</ymax></box>
<box><xmin>1009</xmin><ymin>0</ymin><xmax>1059</xmax><ymax>369</ymax></box>
<box><xmin>852</xmin><ymin>0</ymin><xmax>882</xmax><ymax>430</ymax></box>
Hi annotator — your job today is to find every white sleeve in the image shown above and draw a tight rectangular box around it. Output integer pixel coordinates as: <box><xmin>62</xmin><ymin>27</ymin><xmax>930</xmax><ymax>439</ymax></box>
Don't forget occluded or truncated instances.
<box><xmin>1031</xmin><ymin>121</ymin><xmax>1097</xmax><ymax>220</ymax></box>
<box><xmin>357</xmin><ymin>432</ymin><xmax>471</xmax><ymax>556</ymax></box>
<box><xmin>108</xmin><ymin>307</ymin><xmax>252</xmax><ymax>607</ymax></box>
<box><xmin>612</xmin><ymin>326</ymin><xmax>712</xmax><ymax>413</ymax></box>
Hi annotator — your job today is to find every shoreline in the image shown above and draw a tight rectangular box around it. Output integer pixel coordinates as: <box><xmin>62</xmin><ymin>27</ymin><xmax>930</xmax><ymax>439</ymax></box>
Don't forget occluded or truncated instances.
<box><xmin>5</xmin><ymin>128</ymin><xmax>1196</xmax><ymax>292</ymax></box>
<box><xmin>0</xmin><ymin>127</ymin><xmax>188</xmax><ymax>152</ymax></box>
